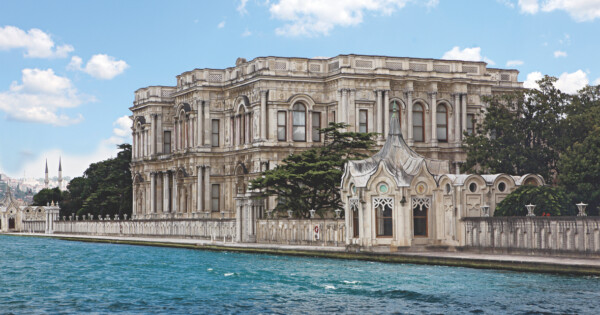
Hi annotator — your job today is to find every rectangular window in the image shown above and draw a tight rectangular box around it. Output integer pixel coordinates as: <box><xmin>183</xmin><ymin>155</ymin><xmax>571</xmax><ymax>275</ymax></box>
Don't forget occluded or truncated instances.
<box><xmin>230</xmin><ymin>117</ymin><xmax>235</xmax><ymax>146</ymax></box>
<box><xmin>413</xmin><ymin>112</ymin><xmax>424</xmax><ymax>142</ymax></box>
<box><xmin>359</xmin><ymin>109</ymin><xmax>368</xmax><ymax>133</ymax></box>
<box><xmin>312</xmin><ymin>112</ymin><xmax>321</xmax><ymax>142</ymax></box>
<box><xmin>467</xmin><ymin>114</ymin><xmax>475</xmax><ymax>135</ymax></box>
<box><xmin>211</xmin><ymin>184</ymin><xmax>220</xmax><ymax>212</ymax></box>
<box><xmin>163</xmin><ymin>131</ymin><xmax>171</xmax><ymax>153</ymax></box>
<box><xmin>376</xmin><ymin>203</ymin><xmax>393</xmax><ymax>237</ymax></box>
<box><xmin>211</xmin><ymin>119</ymin><xmax>219</xmax><ymax>147</ymax></box>
<box><xmin>277</xmin><ymin>111</ymin><xmax>286</xmax><ymax>141</ymax></box>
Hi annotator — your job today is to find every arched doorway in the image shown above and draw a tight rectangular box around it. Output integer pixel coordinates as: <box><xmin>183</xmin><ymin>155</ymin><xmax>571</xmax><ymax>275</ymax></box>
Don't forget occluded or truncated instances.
<box><xmin>412</xmin><ymin>197</ymin><xmax>430</xmax><ymax>237</ymax></box>
<box><xmin>8</xmin><ymin>217</ymin><xmax>16</xmax><ymax>230</ymax></box>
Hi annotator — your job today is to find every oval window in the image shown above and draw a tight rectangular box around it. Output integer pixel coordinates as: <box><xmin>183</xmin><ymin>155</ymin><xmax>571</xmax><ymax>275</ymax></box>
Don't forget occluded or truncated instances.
<box><xmin>469</xmin><ymin>182</ymin><xmax>477</xmax><ymax>193</ymax></box>
<box><xmin>498</xmin><ymin>182</ymin><xmax>506</xmax><ymax>192</ymax></box>
<box><xmin>379</xmin><ymin>183</ymin><xmax>389</xmax><ymax>193</ymax></box>
<box><xmin>445</xmin><ymin>184</ymin><xmax>451</xmax><ymax>194</ymax></box>
<box><xmin>351</xmin><ymin>184</ymin><xmax>356</xmax><ymax>195</ymax></box>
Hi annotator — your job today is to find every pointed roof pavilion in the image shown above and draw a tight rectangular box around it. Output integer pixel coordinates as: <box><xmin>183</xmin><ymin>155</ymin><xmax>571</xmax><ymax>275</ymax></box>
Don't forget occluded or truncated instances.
<box><xmin>343</xmin><ymin>104</ymin><xmax>449</xmax><ymax>188</ymax></box>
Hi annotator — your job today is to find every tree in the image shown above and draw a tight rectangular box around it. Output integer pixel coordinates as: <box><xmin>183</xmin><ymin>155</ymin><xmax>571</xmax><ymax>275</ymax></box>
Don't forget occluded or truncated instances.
<box><xmin>33</xmin><ymin>187</ymin><xmax>63</xmax><ymax>207</ymax></box>
<box><xmin>494</xmin><ymin>185</ymin><xmax>575</xmax><ymax>217</ymax></box>
<box><xmin>462</xmin><ymin>76</ymin><xmax>569</xmax><ymax>180</ymax></box>
<box><xmin>250</xmin><ymin>123</ymin><xmax>376</xmax><ymax>218</ymax></box>
<box><xmin>557</xmin><ymin>126</ymin><xmax>600</xmax><ymax>216</ymax></box>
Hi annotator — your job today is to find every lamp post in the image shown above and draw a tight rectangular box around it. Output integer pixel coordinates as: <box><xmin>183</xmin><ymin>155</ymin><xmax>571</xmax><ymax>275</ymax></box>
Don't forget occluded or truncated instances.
<box><xmin>576</xmin><ymin>202</ymin><xmax>588</xmax><ymax>217</ymax></box>
<box><xmin>481</xmin><ymin>204</ymin><xmax>490</xmax><ymax>217</ymax></box>
<box><xmin>525</xmin><ymin>204</ymin><xmax>536</xmax><ymax>217</ymax></box>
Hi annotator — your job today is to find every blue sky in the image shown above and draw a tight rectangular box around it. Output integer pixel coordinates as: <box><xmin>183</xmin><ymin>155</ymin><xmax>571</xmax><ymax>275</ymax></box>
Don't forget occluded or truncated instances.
<box><xmin>1</xmin><ymin>0</ymin><xmax>599</xmax><ymax>179</ymax></box>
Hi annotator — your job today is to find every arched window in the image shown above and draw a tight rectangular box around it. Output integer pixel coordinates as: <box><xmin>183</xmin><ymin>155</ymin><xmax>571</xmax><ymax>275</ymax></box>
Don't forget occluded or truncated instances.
<box><xmin>413</xmin><ymin>103</ymin><xmax>424</xmax><ymax>142</ymax></box>
<box><xmin>292</xmin><ymin>103</ymin><xmax>306</xmax><ymax>142</ymax></box>
<box><xmin>436</xmin><ymin>104</ymin><xmax>448</xmax><ymax>142</ymax></box>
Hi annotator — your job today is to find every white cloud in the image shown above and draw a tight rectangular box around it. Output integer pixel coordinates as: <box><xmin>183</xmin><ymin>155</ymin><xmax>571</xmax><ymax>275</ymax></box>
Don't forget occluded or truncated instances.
<box><xmin>518</xmin><ymin>0</ymin><xmax>600</xmax><ymax>21</ymax></box>
<box><xmin>441</xmin><ymin>46</ymin><xmax>495</xmax><ymax>65</ymax></box>
<box><xmin>8</xmin><ymin>116</ymin><xmax>132</xmax><ymax>178</ymax></box>
<box><xmin>269</xmin><ymin>0</ymin><xmax>414</xmax><ymax>37</ymax></box>
<box><xmin>238</xmin><ymin>0</ymin><xmax>249</xmax><ymax>15</ymax></box>
<box><xmin>524</xmin><ymin>71</ymin><xmax>544</xmax><ymax>89</ymax></box>
<box><xmin>68</xmin><ymin>54</ymin><xmax>129</xmax><ymax>80</ymax></box>
<box><xmin>0</xmin><ymin>25</ymin><xmax>73</xmax><ymax>58</ymax></box>
<box><xmin>594</xmin><ymin>78</ymin><xmax>600</xmax><ymax>85</ymax></box>
<box><xmin>518</xmin><ymin>0</ymin><xmax>539</xmax><ymax>13</ymax></box>
<box><xmin>242</xmin><ymin>28</ymin><xmax>252</xmax><ymax>37</ymax></box>
<box><xmin>554</xmin><ymin>50</ymin><xmax>567</xmax><ymax>58</ymax></box>
<box><xmin>497</xmin><ymin>0</ymin><xmax>516</xmax><ymax>8</ymax></box>
<box><xmin>218</xmin><ymin>21</ymin><xmax>226</xmax><ymax>28</ymax></box>
<box><xmin>0</xmin><ymin>68</ymin><xmax>90</xmax><ymax>126</ymax></box>
<box><xmin>524</xmin><ymin>70</ymin><xmax>589</xmax><ymax>94</ymax></box>
<box><xmin>555</xmin><ymin>70</ymin><xmax>589</xmax><ymax>94</ymax></box>
<box><xmin>506</xmin><ymin>60</ymin><xmax>524</xmax><ymax>67</ymax></box>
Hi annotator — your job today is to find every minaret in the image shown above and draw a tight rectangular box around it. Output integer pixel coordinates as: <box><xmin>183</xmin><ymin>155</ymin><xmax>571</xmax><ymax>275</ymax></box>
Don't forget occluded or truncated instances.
<box><xmin>58</xmin><ymin>156</ymin><xmax>63</xmax><ymax>190</ymax></box>
<box><xmin>44</xmin><ymin>159</ymin><xmax>49</xmax><ymax>189</ymax></box>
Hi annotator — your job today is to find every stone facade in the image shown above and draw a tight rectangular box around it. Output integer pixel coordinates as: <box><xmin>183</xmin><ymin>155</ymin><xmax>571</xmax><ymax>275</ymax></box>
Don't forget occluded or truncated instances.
<box><xmin>0</xmin><ymin>188</ymin><xmax>59</xmax><ymax>233</ymax></box>
<box><xmin>130</xmin><ymin>54</ymin><xmax>523</xmax><ymax>239</ymax></box>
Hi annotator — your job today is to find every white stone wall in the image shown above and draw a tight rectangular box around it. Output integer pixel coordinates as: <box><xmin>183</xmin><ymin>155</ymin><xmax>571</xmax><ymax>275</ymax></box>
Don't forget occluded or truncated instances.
<box><xmin>22</xmin><ymin>220</ymin><xmax>45</xmax><ymax>233</ymax></box>
<box><xmin>54</xmin><ymin>219</ymin><xmax>237</xmax><ymax>241</ymax></box>
<box><xmin>256</xmin><ymin>219</ymin><xmax>346</xmax><ymax>246</ymax></box>
<box><xmin>463</xmin><ymin>217</ymin><xmax>600</xmax><ymax>255</ymax></box>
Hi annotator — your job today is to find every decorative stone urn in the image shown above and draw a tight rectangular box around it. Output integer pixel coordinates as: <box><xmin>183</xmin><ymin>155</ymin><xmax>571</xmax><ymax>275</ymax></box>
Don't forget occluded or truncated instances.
<box><xmin>525</xmin><ymin>204</ymin><xmax>536</xmax><ymax>217</ymax></box>
<box><xmin>481</xmin><ymin>205</ymin><xmax>490</xmax><ymax>217</ymax></box>
<box><xmin>287</xmin><ymin>210</ymin><xmax>293</xmax><ymax>218</ymax></box>
<box><xmin>309</xmin><ymin>209</ymin><xmax>316</xmax><ymax>218</ymax></box>
<box><xmin>267</xmin><ymin>210</ymin><xmax>273</xmax><ymax>219</ymax></box>
<box><xmin>576</xmin><ymin>202</ymin><xmax>588</xmax><ymax>217</ymax></box>
<box><xmin>334</xmin><ymin>209</ymin><xmax>342</xmax><ymax>219</ymax></box>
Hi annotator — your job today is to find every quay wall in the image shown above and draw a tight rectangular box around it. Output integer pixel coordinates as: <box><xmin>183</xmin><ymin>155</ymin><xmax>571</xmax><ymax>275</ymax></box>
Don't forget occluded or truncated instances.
<box><xmin>53</xmin><ymin>219</ymin><xmax>237</xmax><ymax>241</ymax></box>
<box><xmin>462</xmin><ymin>217</ymin><xmax>600</xmax><ymax>257</ymax></box>
<box><xmin>256</xmin><ymin>219</ymin><xmax>346</xmax><ymax>247</ymax></box>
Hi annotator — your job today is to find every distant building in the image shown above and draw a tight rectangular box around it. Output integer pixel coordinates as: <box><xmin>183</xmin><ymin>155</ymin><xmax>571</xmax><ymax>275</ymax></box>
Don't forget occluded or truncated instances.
<box><xmin>129</xmin><ymin>54</ymin><xmax>523</xmax><ymax>227</ymax></box>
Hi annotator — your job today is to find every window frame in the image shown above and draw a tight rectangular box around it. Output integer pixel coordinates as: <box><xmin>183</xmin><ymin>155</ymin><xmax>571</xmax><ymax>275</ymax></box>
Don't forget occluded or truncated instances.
<box><xmin>436</xmin><ymin>104</ymin><xmax>448</xmax><ymax>142</ymax></box>
<box><xmin>413</xmin><ymin>103</ymin><xmax>425</xmax><ymax>142</ymax></box>
<box><xmin>211</xmin><ymin>184</ymin><xmax>220</xmax><ymax>212</ymax></box>
<box><xmin>277</xmin><ymin>111</ymin><xmax>287</xmax><ymax>141</ymax></box>
<box><xmin>413</xmin><ymin>204</ymin><xmax>428</xmax><ymax>237</ymax></box>
<box><xmin>311</xmin><ymin>112</ymin><xmax>321</xmax><ymax>142</ymax></box>
<box><xmin>292</xmin><ymin>103</ymin><xmax>306</xmax><ymax>142</ymax></box>
<box><xmin>467</xmin><ymin>113</ymin><xmax>475</xmax><ymax>135</ymax></box>
<box><xmin>211</xmin><ymin>119</ymin><xmax>219</xmax><ymax>147</ymax></box>
<box><xmin>163</xmin><ymin>130</ymin><xmax>171</xmax><ymax>153</ymax></box>
<box><xmin>376</xmin><ymin>203</ymin><xmax>393</xmax><ymax>238</ymax></box>
<box><xmin>358</xmin><ymin>109</ymin><xmax>368</xmax><ymax>133</ymax></box>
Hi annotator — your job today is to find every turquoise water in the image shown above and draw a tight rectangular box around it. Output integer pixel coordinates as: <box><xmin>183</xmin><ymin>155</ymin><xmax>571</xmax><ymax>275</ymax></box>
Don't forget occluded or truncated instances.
<box><xmin>1</xmin><ymin>235</ymin><xmax>599</xmax><ymax>314</ymax></box>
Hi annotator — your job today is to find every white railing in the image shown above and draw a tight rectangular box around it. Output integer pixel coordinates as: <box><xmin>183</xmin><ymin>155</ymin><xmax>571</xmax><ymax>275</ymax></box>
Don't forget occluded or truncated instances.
<box><xmin>256</xmin><ymin>219</ymin><xmax>346</xmax><ymax>246</ymax></box>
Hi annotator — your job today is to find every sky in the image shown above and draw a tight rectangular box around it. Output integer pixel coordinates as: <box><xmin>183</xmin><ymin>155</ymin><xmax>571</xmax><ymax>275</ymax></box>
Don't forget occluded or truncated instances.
<box><xmin>1</xmin><ymin>0</ymin><xmax>599</xmax><ymax>179</ymax></box>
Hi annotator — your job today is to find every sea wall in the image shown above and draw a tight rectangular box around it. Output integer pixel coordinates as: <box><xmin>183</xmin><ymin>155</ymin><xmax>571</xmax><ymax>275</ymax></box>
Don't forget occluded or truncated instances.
<box><xmin>462</xmin><ymin>217</ymin><xmax>600</xmax><ymax>256</ymax></box>
<box><xmin>54</xmin><ymin>219</ymin><xmax>237</xmax><ymax>241</ymax></box>
<box><xmin>256</xmin><ymin>219</ymin><xmax>346</xmax><ymax>246</ymax></box>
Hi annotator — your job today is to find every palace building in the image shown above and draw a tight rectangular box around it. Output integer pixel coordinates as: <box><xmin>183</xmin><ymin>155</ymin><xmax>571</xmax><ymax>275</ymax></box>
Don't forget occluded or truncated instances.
<box><xmin>129</xmin><ymin>54</ymin><xmax>523</xmax><ymax>226</ymax></box>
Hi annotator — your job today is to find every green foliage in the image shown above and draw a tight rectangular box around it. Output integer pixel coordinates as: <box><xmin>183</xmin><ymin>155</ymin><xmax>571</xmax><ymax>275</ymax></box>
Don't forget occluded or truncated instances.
<box><xmin>557</xmin><ymin>126</ymin><xmax>600</xmax><ymax>216</ymax></box>
<box><xmin>32</xmin><ymin>144</ymin><xmax>132</xmax><ymax>218</ymax></box>
<box><xmin>494</xmin><ymin>185</ymin><xmax>575</xmax><ymax>217</ymax></box>
<box><xmin>462</xmin><ymin>76</ymin><xmax>569</xmax><ymax>180</ymax></box>
<box><xmin>33</xmin><ymin>187</ymin><xmax>63</xmax><ymax>206</ymax></box>
<box><xmin>250</xmin><ymin>123</ymin><xmax>376</xmax><ymax>218</ymax></box>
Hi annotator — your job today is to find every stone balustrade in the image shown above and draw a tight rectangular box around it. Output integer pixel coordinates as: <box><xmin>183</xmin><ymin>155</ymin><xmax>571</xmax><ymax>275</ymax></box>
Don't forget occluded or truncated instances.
<box><xmin>22</xmin><ymin>220</ymin><xmax>45</xmax><ymax>233</ymax></box>
<box><xmin>54</xmin><ymin>219</ymin><xmax>236</xmax><ymax>241</ymax></box>
<box><xmin>256</xmin><ymin>219</ymin><xmax>346</xmax><ymax>247</ymax></box>
<box><xmin>463</xmin><ymin>217</ymin><xmax>600</xmax><ymax>256</ymax></box>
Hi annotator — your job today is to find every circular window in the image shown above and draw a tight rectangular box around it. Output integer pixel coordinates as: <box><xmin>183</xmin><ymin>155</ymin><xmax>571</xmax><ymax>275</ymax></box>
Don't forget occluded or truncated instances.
<box><xmin>26</xmin><ymin>209</ymin><xmax>29</xmax><ymax>213</ymax></box>
<box><xmin>469</xmin><ymin>182</ymin><xmax>477</xmax><ymax>193</ymax></box>
<box><xmin>38</xmin><ymin>209</ymin><xmax>42</xmax><ymax>212</ymax></box>
<box><xmin>498</xmin><ymin>182</ymin><xmax>506</xmax><ymax>192</ymax></box>
<box><xmin>379</xmin><ymin>183</ymin><xmax>389</xmax><ymax>193</ymax></box>
<box><xmin>445</xmin><ymin>184</ymin><xmax>451</xmax><ymax>194</ymax></box>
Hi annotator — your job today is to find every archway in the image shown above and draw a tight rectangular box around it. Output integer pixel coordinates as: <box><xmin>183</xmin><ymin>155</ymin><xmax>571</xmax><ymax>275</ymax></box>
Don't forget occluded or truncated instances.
<box><xmin>9</xmin><ymin>217</ymin><xmax>15</xmax><ymax>230</ymax></box>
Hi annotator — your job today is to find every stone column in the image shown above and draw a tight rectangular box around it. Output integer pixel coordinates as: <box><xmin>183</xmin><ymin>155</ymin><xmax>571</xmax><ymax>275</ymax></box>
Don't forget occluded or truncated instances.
<box><xmin>197</xmin><ymin>101</ymin><xmax>203</xmax><ymax>146</ymax></box>
<box><xmin>163</xmin><ymin>172</ymin><xmax>169</xmax><ymax>212</ymax></box>
<box><xmin>197</xmin><ymin>166</ymin><xmax>203</xmax><ymax>212</ymax></box>
<box><xmin>406</xmin><ymin>91</ymin><xmax>414</xmax><ymax>145</ymax></box>
<box><xmin>430</xmin><ymin>92</ymin><xmax>438</xmax><ymax>145</ymax></box>
<box><xmin>204</xmin><ymin>102</ymin><xmax>211</xmax><ymax>147</ymax></box>
<box><xmin>383</xmin><ymin>90</ymin><xmax>390</xmax><ymax>137</ymax></box>
<box><xmin>172</xmin><ymin>173</ymin><xmax>178</xmax><ymax>213</ymax></box>
<box><xmin>132</xmin><ymin>184</ymin><xmax>137</xmax><ymax>216</ymax></box>
<box><xmin>375</xmin><ymin>90</ymin><xmax>382</xmax><ymax>136</ymax></box>
<box><xmin>150</xmin><ymin>115</ymin><xmax>155</xmax><ymax>155</ymax></box>
<box><xmin>260</xmin><ymin>90</ymin><xmax>268</xmax><ymax>140</ymax></box>
<box><xmin>150</xmin><ymin>172</ymin><xmax>156</xmax><ymax>213</ymax></box>
<box><xmin>461</xmin><ymin>93</ymin><xmax>467</xmax><ymax>138</ymax></box>
<box><xmin>156</xmin><ymin>115</ymin><xmax>163</xmax><ymax>154</ymax></box>
<box><xmin>307</xmin><ymin>108</ymin><xmax>313</xmax><ymax>143</ymax></box>
<box><xmin>453</xmin><ymin>94</ymin><xmax>460</xmax><ymax>143</ymax></box>
<box><xmin>132</xmin><ymin>132</ymin><xmax>136</xmax><ymax>158</ymax></box>
<box><xmin>340</xmin><ymin>89</ymin><xmax>348</xmax><ymax>124</ymax></box>
<box><xmin>204</xmin><ymin>166</ymin><xmax>211</xmax><ymax>212</ymax></box>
